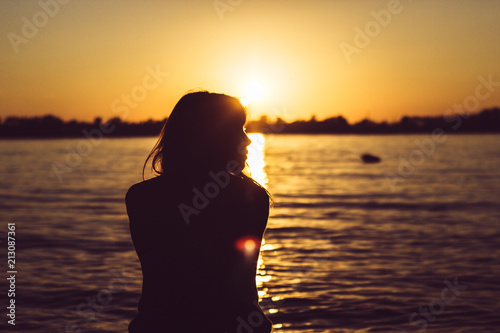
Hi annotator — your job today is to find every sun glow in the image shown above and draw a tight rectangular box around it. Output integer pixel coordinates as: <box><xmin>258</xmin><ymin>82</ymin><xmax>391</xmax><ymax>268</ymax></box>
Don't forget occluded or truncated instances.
<box><xmin>240</xmin><ymin>81</ymin><xmax>265</xmax><ymax>106</ymax></box>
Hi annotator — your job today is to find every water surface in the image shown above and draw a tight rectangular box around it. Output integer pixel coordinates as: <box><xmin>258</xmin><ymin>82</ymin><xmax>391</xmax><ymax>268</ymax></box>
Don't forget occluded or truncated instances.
<box><xmin>0</xmin><ymin>134</ymin><xmax>499</xmax><ymax>332</ymax></box>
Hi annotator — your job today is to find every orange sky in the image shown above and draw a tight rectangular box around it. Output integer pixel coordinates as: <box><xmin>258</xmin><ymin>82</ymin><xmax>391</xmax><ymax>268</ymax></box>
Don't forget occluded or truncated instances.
<box><xmin>1</xmin><ymin>0</ymin><xmax>499</xmax><ymax>123</ymax></box>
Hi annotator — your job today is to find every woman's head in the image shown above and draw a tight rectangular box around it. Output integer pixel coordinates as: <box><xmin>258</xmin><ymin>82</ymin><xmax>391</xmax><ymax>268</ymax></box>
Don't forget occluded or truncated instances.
<box><xmin>144</xmin><ymin>91</ymin><xmax>251</xmax><ymax>178</ymax></box>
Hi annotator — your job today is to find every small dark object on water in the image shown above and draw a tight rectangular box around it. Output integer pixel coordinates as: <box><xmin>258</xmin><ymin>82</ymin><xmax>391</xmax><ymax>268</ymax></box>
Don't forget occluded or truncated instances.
<box><xmin>361</xmin><ymin>154</ymin><xmax>381</xmax><ymax>163</ymax></box>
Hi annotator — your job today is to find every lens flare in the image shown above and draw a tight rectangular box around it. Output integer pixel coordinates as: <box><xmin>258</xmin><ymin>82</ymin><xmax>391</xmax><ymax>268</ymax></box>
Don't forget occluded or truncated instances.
<box><xmin>235</xmin><ymin>236</ymin><xmax>260</xmax><ymax>253</ymax></box>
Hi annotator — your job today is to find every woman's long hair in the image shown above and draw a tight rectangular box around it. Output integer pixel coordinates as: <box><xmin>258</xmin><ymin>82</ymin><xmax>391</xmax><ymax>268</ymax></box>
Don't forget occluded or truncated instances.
<box><xmin>143</xmin><ymin>91</ymin><xmax>251</xmax><ymax>180</ymax></box>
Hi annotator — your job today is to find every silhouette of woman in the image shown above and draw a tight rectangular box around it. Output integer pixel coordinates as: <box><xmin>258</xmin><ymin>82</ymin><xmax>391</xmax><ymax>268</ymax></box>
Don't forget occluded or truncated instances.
<box><xmin>126</xmin><ymin>91</ymin><xmax>273</xmax><ymax>332</ymax></box>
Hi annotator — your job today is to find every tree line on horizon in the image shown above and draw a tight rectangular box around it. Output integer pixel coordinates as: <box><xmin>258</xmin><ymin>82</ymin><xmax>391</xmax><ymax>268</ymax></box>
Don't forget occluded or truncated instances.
<box><xmin>0</xmin><ymin>107</ymin><xmax>499</xmax><ymax>138</ymax></box>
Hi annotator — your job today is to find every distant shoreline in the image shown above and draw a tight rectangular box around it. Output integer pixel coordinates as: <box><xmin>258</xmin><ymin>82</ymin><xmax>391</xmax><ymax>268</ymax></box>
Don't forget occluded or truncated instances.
<box><xmin>2</xmin><ymin>132</ymin><xmax>500</xmax><ymax>141</ymax></box>
<box><xmin>0</xmin><ymin>107</ymin><xmax>498</xmax><ymax>138</ymax></box>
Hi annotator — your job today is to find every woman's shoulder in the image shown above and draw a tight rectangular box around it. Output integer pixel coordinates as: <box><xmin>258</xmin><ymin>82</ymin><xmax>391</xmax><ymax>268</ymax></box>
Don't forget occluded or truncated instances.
<box><xmin>228</xmin><ymin>174</ymin><xmax>269</xmax><ymax>204</ymax></box>
<box><xmin>126</xmin><ymin>173</ymin><xmax>269</xmax><ymax>207</ymax></box>
<box><xmin>125</xmin><ymin>176</ymin><xmax>166</xmax><ymax>206</ymax></box>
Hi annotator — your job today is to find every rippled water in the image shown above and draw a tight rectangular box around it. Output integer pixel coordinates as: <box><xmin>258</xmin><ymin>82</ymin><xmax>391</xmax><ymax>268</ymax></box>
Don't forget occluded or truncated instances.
<box><xmin>0</xmin><ymin>134</ymin><xmax>499</xmax><ymax>332</ymax></box>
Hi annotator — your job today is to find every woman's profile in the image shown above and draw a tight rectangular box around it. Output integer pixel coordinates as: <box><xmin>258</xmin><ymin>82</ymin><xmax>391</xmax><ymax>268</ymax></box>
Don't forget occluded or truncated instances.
<box><xmin>125</xmin><ymin>91</ymin><xmax>273</xmax><ymax>332</ymax></box>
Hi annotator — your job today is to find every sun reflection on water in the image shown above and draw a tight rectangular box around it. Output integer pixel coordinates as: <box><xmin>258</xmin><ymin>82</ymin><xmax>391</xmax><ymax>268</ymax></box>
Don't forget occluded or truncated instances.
<box><xmin>246</xmin><ymin>133</ymin><xmax>268</xmax><ymax>188</ymax></box>
<box><xmin>246</xmin><ymin>133</ymin><xmax>279</xmax><ymax>320</ymax></box>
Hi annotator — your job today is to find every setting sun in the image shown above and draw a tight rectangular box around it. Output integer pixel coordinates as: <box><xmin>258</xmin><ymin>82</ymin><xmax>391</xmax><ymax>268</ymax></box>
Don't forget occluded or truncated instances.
<box><xmin>240</xmin><ymin>81</ymin><xmax>265</xmax><ymax>107</ymax></box>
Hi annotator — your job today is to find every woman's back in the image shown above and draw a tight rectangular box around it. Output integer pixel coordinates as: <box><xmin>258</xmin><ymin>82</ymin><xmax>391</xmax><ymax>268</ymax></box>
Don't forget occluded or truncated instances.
<box><xmin>126</xmin><ymin>172</ymin><xmax>272</xmax><ymax>332</ymax></box>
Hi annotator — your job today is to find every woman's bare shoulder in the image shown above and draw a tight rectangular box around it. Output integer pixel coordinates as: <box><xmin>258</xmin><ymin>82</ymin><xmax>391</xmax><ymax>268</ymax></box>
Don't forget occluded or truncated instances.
<box><xmin>228</xmin><ymin>174</ymin><xmax>269</xmax><ymax>204</ymax></box>
<box><xmin>125</xmin><ymin>176</ymin><xmax>166</xmax><ymax>206</ymax></box>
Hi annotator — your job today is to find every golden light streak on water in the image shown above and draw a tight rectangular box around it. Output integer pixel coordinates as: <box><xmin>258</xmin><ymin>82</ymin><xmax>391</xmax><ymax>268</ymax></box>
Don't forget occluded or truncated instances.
<box><xmin>256</xmin><ymin>238</ymin><xmax>272</xmax><ymax>297</ymax></box>
<box><xmin>246</xmin><ymin>133</ymin><xmax>268</xmax><ymax>188</ymax></box>
<box><xmin>246</xmin><ymin>133</ymin><xmax>277</xmax><ymax>319</ymax></box>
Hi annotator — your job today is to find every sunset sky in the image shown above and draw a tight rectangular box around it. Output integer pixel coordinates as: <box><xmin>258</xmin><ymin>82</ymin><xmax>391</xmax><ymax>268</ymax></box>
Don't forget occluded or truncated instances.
<box><xmin>1</xmin><ymin>0</ymin><xmax>499</xmax><ymax>123</ymax></box>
